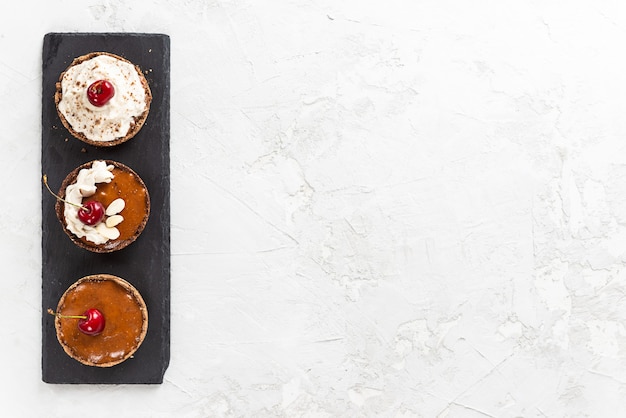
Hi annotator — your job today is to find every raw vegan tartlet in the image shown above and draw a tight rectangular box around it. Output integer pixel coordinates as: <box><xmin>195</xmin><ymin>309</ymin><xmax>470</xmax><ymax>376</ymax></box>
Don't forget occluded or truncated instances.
<box><xmin>51</xmin><ymin>274</ymin><xmax>148</xmax><ymax>367</ymax></box>
<box><xmin>53</xmin><ymin>159</ymin><xmax>150</xmax><ymax>253</ymax></box>
<box><xmin>55</xmin><ymin>51</ymin><xmax>152</xmax><ymax>147</ymax></box>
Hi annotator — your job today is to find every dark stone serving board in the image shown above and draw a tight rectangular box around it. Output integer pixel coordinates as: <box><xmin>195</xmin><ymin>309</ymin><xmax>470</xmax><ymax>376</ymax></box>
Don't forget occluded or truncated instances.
<box><xmin>41</xmin><ymin>33</ymin><xmax>170</xmax><ymax>384</ymax></box>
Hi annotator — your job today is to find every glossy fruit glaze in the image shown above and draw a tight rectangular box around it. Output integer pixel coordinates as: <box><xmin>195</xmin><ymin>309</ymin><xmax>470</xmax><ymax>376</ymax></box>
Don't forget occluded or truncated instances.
<box><xmin>56</xmin><ymin>277</ymin><xmax>146</xmax><ymax>366</ymax></box>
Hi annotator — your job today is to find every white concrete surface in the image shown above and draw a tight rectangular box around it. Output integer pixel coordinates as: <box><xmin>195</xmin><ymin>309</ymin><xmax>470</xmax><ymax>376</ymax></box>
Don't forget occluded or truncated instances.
<box><xmin>2</xmin><ymin>0</ymin><xmax>626</xmax><ymax>416</ymax></box>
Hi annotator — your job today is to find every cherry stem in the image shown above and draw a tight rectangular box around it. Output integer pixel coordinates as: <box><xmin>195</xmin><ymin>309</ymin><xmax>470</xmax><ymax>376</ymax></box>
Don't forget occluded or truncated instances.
<box><xmin>47</xmin><ymin>308</ymin><xmax>87</xmax><ymax>320</ymax></box>
<box><xmin>42</xmin><ymin>174</ymin><xmax>87</xmax><ymax>212</ymax></box>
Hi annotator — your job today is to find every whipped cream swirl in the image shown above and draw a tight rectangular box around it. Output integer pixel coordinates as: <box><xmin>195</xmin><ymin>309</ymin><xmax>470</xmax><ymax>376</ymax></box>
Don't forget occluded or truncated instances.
<box><xmin>64</xmin><ymin>160</ymin><xmax>115</xmax><ymax>244</ymax></box>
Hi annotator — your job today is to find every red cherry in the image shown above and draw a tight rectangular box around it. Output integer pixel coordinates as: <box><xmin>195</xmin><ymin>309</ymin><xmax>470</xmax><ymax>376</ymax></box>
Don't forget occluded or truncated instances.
<box><xmin>78</xmin><ymin>200</ymin><xmax>105</xmax><ymax>226</ymax></box>
<box><xmin>42</xmin><ymin>175</ymin><xmax>105</xmax><ymax>226</ymax></box>
<box><xmin>78</xmin><ymin>308</ymin><xmax>105</xmax><ymax>336</ymax></box>
<box><xmin>87</xmin><ymin>79</ymin><xmax>115</xmax><ymax>106</ymax></box>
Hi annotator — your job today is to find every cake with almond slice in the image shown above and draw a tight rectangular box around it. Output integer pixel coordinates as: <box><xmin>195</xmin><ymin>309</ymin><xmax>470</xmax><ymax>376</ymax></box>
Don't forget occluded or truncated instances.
<box><xmin>52</xmin><ymin>159</ymin><xmax>150</xmax><ymax>253</ymax></box>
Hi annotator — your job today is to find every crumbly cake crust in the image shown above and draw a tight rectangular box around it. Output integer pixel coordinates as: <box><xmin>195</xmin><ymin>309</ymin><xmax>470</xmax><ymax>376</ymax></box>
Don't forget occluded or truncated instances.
<box><xmin>55</xmin><ymin>51</ymin><xmax>152</xmax><ymax>147</ymax></box>
<box><xmin>55</xmin><ymin>160</ymin><xmax>151</xmax><ymax>253</ymax></box>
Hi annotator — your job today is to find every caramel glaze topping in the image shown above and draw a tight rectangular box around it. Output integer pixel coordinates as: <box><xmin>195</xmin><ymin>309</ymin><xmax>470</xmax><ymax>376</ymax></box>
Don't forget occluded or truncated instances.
<box><xmin>80</xmin><ymin>167</ymin><xmax>149</xmax><ymax>246</ymax></box>
<box><xmin>56</xmin><ymin>277</ymin><xmax>147</xmax><ymax>366</ymax></box>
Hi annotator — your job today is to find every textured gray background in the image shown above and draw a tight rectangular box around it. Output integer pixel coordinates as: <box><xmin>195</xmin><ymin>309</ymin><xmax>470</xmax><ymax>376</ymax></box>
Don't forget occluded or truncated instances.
<box><xmin>2</xmin><ymin>0</ymin><xmax>625</xmax><ymax>416</ymax></box>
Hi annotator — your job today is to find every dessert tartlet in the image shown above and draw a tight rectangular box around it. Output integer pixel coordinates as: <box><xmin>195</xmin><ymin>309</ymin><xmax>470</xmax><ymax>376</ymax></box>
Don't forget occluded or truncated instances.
<box><xmin>55</xmin><ymin>51</ymin><xmax>152</xmax><ymax>147</ymax></box>
<box><xmin>52</xmin><ymin>274</ymin><xmax>148</xmax><ymax>367</ymax></box>
<box><xmin>54</xmin><ymin>159</ymin><xmax>150</xmax><ymax>253</ymax></box>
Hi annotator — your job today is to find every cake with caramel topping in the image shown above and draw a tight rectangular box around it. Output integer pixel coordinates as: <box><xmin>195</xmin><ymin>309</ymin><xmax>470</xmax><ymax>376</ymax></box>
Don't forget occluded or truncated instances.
<box><xmin>53</xmin><ymin>274</ymin><xmax>148</xmax><ymax>367</ymax></box>
<box><xmin>54</xmin><ymin>160</ymin><xmax>150</xmax><ymax>253</ymax></box>
<box><xmin>55</xmin><ymin>51</ymin><xmax>152</xmax><ymax>147</ymax></box>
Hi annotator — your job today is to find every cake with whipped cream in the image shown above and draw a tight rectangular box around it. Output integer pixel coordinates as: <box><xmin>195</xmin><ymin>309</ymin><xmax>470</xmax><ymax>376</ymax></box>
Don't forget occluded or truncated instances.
<box><xmin>52</xmin><ymin>274</ymin><xmax>148</xmax><ymax>367</ymax></box>
<box><xmin>55</xmin><ymin>52</ymin><xmax>152</xmax><ymax>147</ymax></box>
<box><xmin>55</xmin><ymin>160</ymin><xmax>150</xmax><ymax>253</ymax></box>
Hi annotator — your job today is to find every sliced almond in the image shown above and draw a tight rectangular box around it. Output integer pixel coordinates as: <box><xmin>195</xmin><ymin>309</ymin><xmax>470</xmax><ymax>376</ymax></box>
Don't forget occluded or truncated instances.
<box><xmin>105</xmin><ymin>198</ymin><xmax>125</xmax><ymax>216</ymax></box>
<box><xmin>96</xmin><ymin>222</ymin><xmax>120</xmax><ymax>240</ymax></box>
<box><xmin>105</xmin><ymin>214</ymin><xmax>124</xmax><ymax>228</ymax></box>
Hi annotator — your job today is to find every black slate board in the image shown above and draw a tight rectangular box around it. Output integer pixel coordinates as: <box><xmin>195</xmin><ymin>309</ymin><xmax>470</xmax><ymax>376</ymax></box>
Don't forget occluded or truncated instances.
<box><xmin>41</xmin><ymin>33</ymin><xmax>170</xmax><ymax>384</ymax></box>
